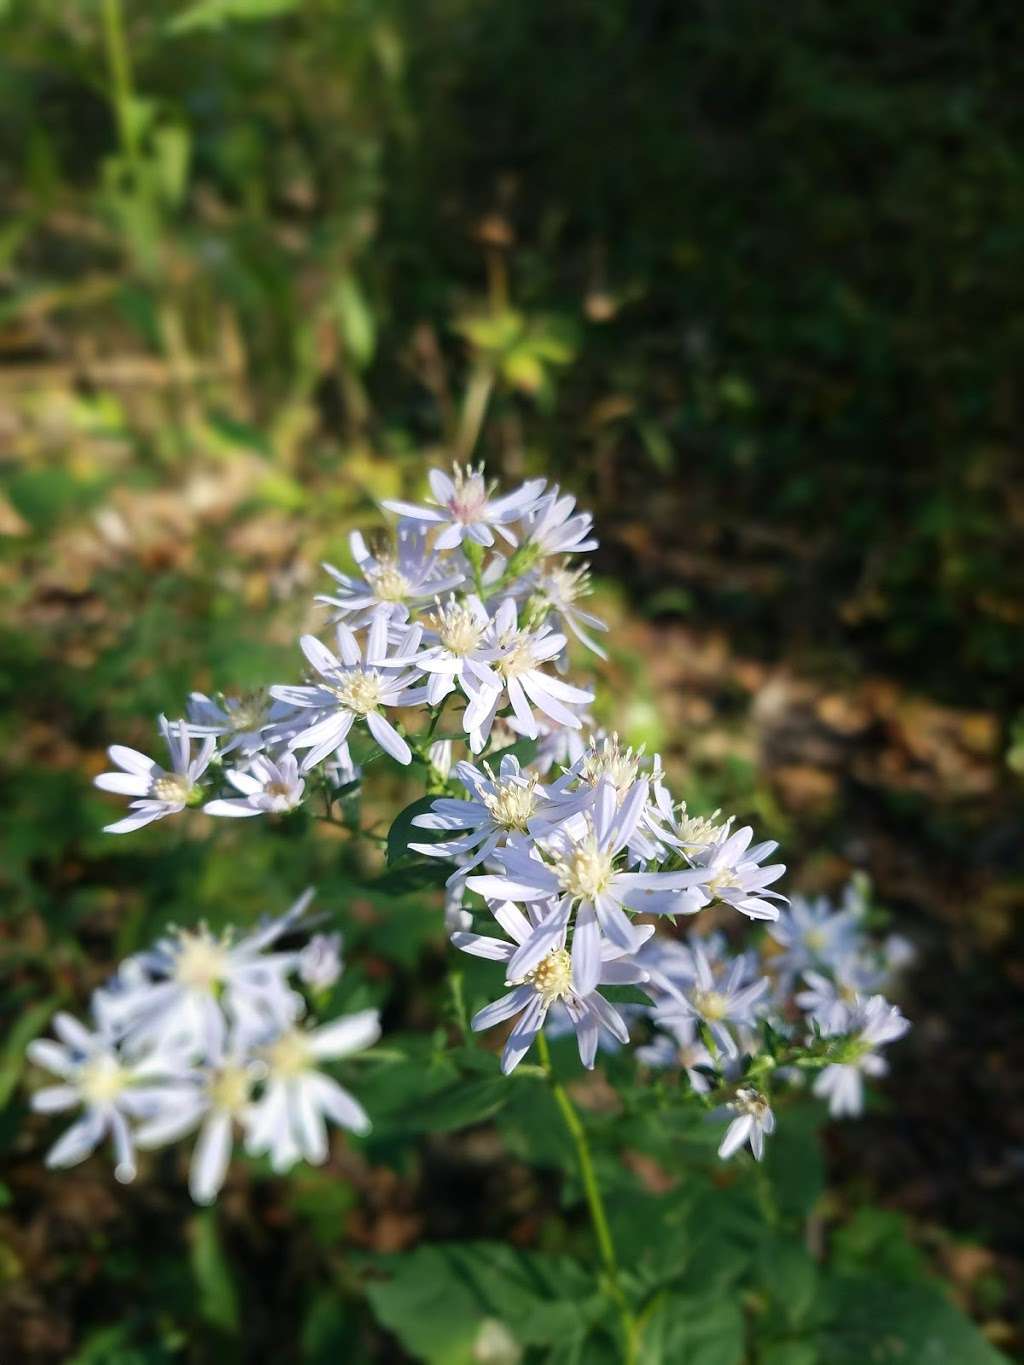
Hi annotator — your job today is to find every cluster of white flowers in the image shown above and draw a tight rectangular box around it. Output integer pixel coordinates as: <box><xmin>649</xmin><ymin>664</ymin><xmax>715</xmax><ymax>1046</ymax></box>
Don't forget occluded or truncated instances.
<box><xmin>94</xmin><ymin>465</ymin><xmax>601</xmax><ymax>829</ymax></box>
<box><xmin>26</xmin><ymin>892</ymin><xmax>376</xmax><ymax>1203</ymax></box>
<box><xmin>77</xmin><ymin>461</ymin><xmax>913</xmax><ymax>1184</ymax></box>
<box><xmin>631</xmin><ymin>879</ymin><xmax>913</xmax><ymax>1158</ymax></box>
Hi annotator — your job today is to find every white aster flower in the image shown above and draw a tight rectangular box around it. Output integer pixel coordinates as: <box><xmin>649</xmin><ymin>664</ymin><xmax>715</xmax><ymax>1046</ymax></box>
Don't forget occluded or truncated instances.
<box><xmin>185</xmin><ymin>690</ymin><xmax>298</xmax><ymax>760</ymax></box>
<box><xmin>408</xmin><ymin>754</ymin><xmax>585</xmax><ymax>884</ymax></box>
<box><xmin>204</xmin><ymin>751</ymin><xmax>306</xmax><ymax>818</ymax></box>
<box><xmin>453</xmin><ymin>902</ymin><xmax>649</xmax><ymax>1073</ymax></box>
<box><xmin>665</xmin><ymin>940</ymin><xmax>769</xmax><ymax>1058</ymax></box>
<box><xmin>26</xmin><ymin>1013</ymin><xmax>188</xmax><ymax>1184</ymax></box>
<box><xmin>318</xmin><ymin>523</ymin><xmax>464</xmax><ymax>624</ymax></box>
<box><xmin>518</xmin><ymin>486</ymin><xmax>598</xmax><ymax>558</ymax></box>
<box><xmin>812</xmin><ymin>994</ymin><xmax>911</xmax><ymax>1118</ymax></box>
<box><xmin>95</xmin><ymin>717</ymin><xmax>215</xmax><ymax>834</ymax></box>
<box><xmin>795</xmin><ymin>956</ymin><xmax>886</xmax><ymax>1030</ymax></box>
<box><xmin>382</xmin><ymin>463</ymin><xmax>546</xmax><ymax>551</ymax></box>
<box><xmin>767</xmin><ymin>893</ymin><xmax>860</xmax><ymax>984</ymax></box>
<box><xmin>521</xmin><ymin>560</ymin><xmax>608</xmax><ymax>660</ymax></box>
<box><xmin>243</xmin><ymin>1009</ymin><xmax>380</xmax><ymax>1171</ymax></box>
<box><xmin>386</xmin><ymin>592</ymin><xmax>499</xmax><ymax>715</ymax></box>
<box><xmin>468</xmin><ymin>778</ymin><xmax>708</xmax><ymax>995</ymax></box>
<box><xmin>132</xmin><ymin>1034</ymin><xmax>261</xmax><ymax>1205</ymax></box>
<box><xmin>298</xmin><ymin>933</ymin><xmax>344</xmax><ymax>991</ymax></box>
<box><xmin>686</xmin><ymin>824</ymin><xmax>787</xmax><ymax>922</ymax></box>
<box><xmin>98</xmin><ymin>890</ymin><xmax>313</xmax><ymax>1060</ymax></box>
<box><xmin>717</xmin><ymin>1088</ymin><xmax>775</xmax><ymax>1161</ymax></box>
<box><xmin>272</xmin><ymin>614</ymin><xmax>426</xmax><ymax>769</ymax></box>
<box><xmin>462</xmin><ymin>597</ymin><xmax>594</xmax><ymax>753</ymax></box>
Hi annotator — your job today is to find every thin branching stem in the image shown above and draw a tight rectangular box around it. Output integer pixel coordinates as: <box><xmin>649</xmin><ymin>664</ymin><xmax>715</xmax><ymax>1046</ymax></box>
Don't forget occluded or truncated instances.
<box><xmin>536</xmin><ymin>1033</ymin><xmax>640</xmax><ymax>1364</ymax></box>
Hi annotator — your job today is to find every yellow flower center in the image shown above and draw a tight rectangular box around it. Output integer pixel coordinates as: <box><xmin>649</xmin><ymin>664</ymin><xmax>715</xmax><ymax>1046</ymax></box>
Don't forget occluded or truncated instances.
<box><xmin>580</xmin><ymin>736</ymin><xmax>642</xmax><ymax>793</ymax></box>
<box><xmin>330</xmin><ymin>670</ymin><xmax>384</xmax><ymax>715</ymax></box>
<box><xmin>208</xmin><ymin>1063</ymin><xmax>252</xmax><ymax>1114</ymax></box>
<box><xmin>495</xmin><ymin>631</ymin><xmax>537</xmax><ymax>679</ymax></box>
<box><xmin>803</xmin><ymin>927</ymin><xmax>827</xmax><ymax>953</ymax></box>
<box><xmin>553</xmin><ymin>839</ymin><xmax>615</xmax><ymax>901</ymax></box>
<box><xmin>370</xmin><ymin>560</ymin><xmax>411</xmax><ymax>603</ymax></box>
<box><xmin>432</xmin><ymin>601</ymin><xmax>485</xmax><ymax>656</ymax></box>
<box><xmin>521</xmin><ymin>948</ymin><xmax>573</xmax><ymax>1005</ymax></box>
<box><xmin>546</xmin><ymin>562</ymin><xmax>592</xmax><ymax>605</ymax></box>
<box><xmin>265</xmin><ymin>1029</ymin><xmax>312</xmax><ymax>1078</ymax></box>
<box><xmin>482</xmin><ymin>775</ymin><xmax>539</xmax><ymax>830</ymax></box>
<box><xmin>229</xmin><ymin>692</ymin><xmax>271</xmax><ymax>731</ymax></box>
<box><xmin>706</xmin><ymin>868</ymin><xmax>742</xmax><ymax>896</ymax></box>
<box><xmin>692</xmin><ymin>988</ymin><xmax>729</xmax><ymax>1021</ymax></box>
<box><xmin>673</xmin><ymin>805</ymin><xmax>726</xmax><ymax>856</ymax></box>
<box><xmin>174</xmin><ymin>930</ymin><xmax>229</xmax><ymax>991</ymax></box>
<box><xmin>79</xmin><ymin>1055</ymin><xmax>128</xmax><ymax>1106</ymax></box>
<box><xmin>151</xmin><ymin>773</ymin><xmax>193</xmax><ymax>804</ymax></box>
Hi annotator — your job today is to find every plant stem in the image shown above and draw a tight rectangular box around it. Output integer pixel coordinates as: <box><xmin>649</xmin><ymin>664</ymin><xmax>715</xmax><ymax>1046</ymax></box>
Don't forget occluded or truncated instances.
<box><xmin>536</xmin><ymin>1033</ymin><xmax>639</xmax><ymax>1364</ymax></box>
<box><xmin>101</xmin><ymin>0</ymin><xmax>139</xmax><ymax>168</ymax></box>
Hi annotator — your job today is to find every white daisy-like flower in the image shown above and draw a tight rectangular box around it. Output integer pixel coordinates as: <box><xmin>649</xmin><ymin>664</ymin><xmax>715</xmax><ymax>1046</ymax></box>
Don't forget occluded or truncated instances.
<box><xmin>185</xmin><ymin>690</ymin><xmax>298</xmax><ymax>761</ymax></box>
<box><xmin>272</xmin><ymin>614</ymin><xmax>427</xmax><ymax>769</ymax></box>
<box><xmin>522</xmin><ymin>560</ymin><xmax>609</xmax><ymax>660</ymax></box>
<box><xmin>795</xmin><ymin>956</ymin><xmax>886</xmax><ymax>1030</ymax></box>
<box><xmin>204</xmin><ymin>751</ymin><xmax>306</xmax><ymax>818</ymax></box>
<box><xmin>388</xmin><ymin>593</ymin><xmax>500</xmax><ymax>713</ymax></box>
<box><xmin>453</xmin><ymin>902</ymin><xmax>650</xmax><ymax>1074</ymax></box>
<box><xmin>468</xmin><ymin>779</ymin><xmax>708</xmax><ymax>995</ymax></box>
<box><xmin>382</xmin><ymin>463</ymin><xmax>546</xmax><ymax>551</ymax></box>
<box><xmin>518</xmin><ymin>487</ymin><xmax>598</xmax><ymax>558</ymax></box>
<box><xmin>767</xmin><ymin>893</ymin><xmax>860</xmax><ymax>984</ymax></box>
<box><xmin>686</xmin><ymin>824</ymin><xmax>787</xmax><ymax>922</ymax></box>
<box><xmin>408</xmin><ymin>753</ymin><xmax>586</xmax><ymax>884</ymax></box>
<box><xmin>317</xmin><ymin>523</ymin><xmax>464</xmax><ymax>624</ymax></box>
<box><xmin>243</xmin><ymin>1009</ymin><xmax>380</xmax><ymax>1172</ymax></box>
<box><xmin>26</xmin><ymin>1013</ymin><xmax>189</xmax><ymax>1184</ymax></box>
<box><xmin>95</xmin><ymin>718</ymin><xmax>215</xmax><ymax>834</ymax></box>
<box><xmin>132</xmin><ymin>1033</ymin><xmax>260</xmax><ymax>1205</ymax></box>
<box><xmin>812</xmin><ymin>994</ymin><xmax>911</xmax><ymax>1118</ymax></box>
<box><xmin>462</xmin><ymin>597</ymin><xmax>594</xmax><ymax>753</ymax></box>
<box><xmin>665</xmin><ymin>940</ymin><xmax>769</xmax><ymax>1058</ymax></box>
<box><xmin>717</xmin><ymin>1088</ymin><xmax>775</xmax><ymax>1161</ymax></box>
<box><xmin>97</xmin><ymin>890</ymin><xmax>313</xmax><ymax>1060</ymax></box>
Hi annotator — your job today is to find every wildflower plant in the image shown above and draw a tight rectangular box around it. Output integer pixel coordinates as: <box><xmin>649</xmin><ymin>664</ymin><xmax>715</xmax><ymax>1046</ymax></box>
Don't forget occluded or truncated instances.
<box><xmin>28</xmin><ymin>463</ymin><xmax>938</xmax><ymax>1362</ymax></box>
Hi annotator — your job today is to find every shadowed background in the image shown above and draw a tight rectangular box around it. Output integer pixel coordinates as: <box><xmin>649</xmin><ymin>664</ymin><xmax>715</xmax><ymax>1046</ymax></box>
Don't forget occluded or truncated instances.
<box><xmin>1</xmin><ymin>1</ymin><xmax>1022</xmax><ymax>1360</ymax></box>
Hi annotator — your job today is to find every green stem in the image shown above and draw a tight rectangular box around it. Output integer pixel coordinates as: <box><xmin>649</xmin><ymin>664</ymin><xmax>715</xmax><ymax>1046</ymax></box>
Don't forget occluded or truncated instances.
<box><xmin>101</xmin><ymin>0</ymin><xmax>139</xmax><ymax>167</ymax></box>
<box><xmin>536</xmin><ymin>1033</ymin><xmax>639</xmax><ymax>1364</ymax></box>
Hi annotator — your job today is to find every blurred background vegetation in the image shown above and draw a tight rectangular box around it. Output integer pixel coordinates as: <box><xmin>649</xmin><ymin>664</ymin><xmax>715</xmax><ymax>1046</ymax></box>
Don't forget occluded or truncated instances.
<box><xmin>1</xmin><ymin>1</ymin><xmax>1022</xmax><ymax>1360</ymax></box>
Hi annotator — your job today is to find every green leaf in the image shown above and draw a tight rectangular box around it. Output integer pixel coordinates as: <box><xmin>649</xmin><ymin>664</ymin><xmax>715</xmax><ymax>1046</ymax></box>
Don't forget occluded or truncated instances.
<box><xmin>821</xmin><ymin>1276</ymin><xmax>1010</xmax><ymax>1364</ymax></box>
<box><xmin>362</xmin><ymin>1242</ymin><xmax>604</xmax><ymax>1364</ymax></box>
<box><xmin>189</xmin><ymin>1209</ymin><xmax>240</xmax><ymax>1336</ymax></box>
<box><xmin>386</xmin><ymin>793</ymin><xmax>458</xmax><ymax>867</ymax></box>
<box><xmin>409</xmin><ymin>1076</ymin><xmax>510</xmax><ymax>1132</ymax></box>
<box><xmin>333</xmin><ymin>275</ymin><xmax>376</xmax><ymax>370</ymax></box>
<box><xmin>167</xmin><ymin>0</ymin><xmax>300</xmax><ymax>34</ymax></box>
<box><xmin>830</xmin><ymin>1207</ymin><xmax>930</xmax><ymax>1284</ymax></box>
<box><xmin>0</xmin><ymin>996</ymin><xmax>58</xmax><ymax>1107</ymax></box>
<box><xmin>638</xmin><ymin>1292</ymin><xmax>745</xmax><ymax>1365</ymax></box>
<box><xmin>152</xmin><ymin>125</ymin><xmax>190</xmax><ymax>208</ymax></box>
<box><xmin>763</xmin><ymin>1101</ymin><xmax>825</xmax><ymax>1219</ymax></box>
